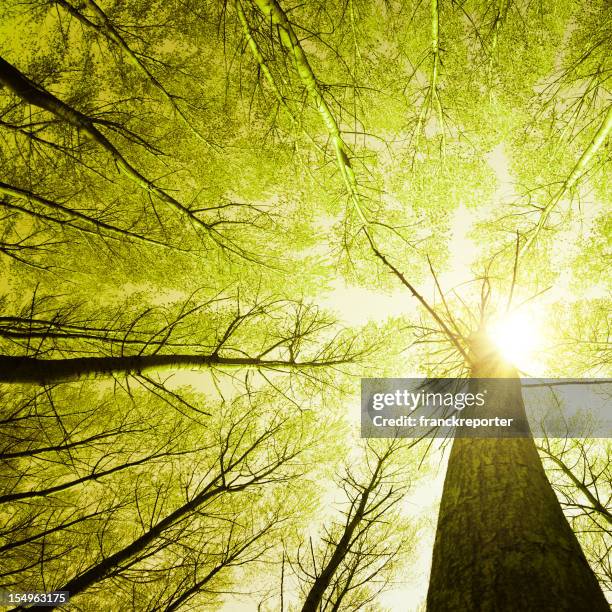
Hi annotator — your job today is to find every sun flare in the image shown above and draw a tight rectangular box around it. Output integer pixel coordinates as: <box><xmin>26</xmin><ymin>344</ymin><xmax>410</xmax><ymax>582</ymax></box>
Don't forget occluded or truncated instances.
<box><xmin>487</xmin><ymin>309</ymin><xmax>544</xmax><ymax>372</ymax></box>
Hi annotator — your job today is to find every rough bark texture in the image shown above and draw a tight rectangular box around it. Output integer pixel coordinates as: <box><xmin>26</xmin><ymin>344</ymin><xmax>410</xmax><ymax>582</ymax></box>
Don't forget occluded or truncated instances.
<box><xmin>426</xmin><ymin>338</ymin><xmax>608</xmax><ymax>611</ymax></box>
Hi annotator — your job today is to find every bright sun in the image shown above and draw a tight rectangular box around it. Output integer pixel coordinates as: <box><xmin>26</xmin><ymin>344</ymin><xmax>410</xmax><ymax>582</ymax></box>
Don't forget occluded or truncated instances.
<box><xmin>487</xmin><ymin>309</ymin><xmax>544</xmax><ymax>372</ymax></box>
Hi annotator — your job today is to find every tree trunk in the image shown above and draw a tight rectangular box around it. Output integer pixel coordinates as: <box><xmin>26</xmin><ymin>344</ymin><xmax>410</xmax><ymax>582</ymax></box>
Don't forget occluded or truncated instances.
<box><xmin>0</xmin><ymin>354</ymin><xmax>343</xmax><ymax>384</ymax></box>
<box><xmin>300</xmin><ymin>485</ymin><xmax>372</xmax><ymax>612</ymax></box>
<box><xmin>14</xmin><ymin>484</ymin><xmax>226</xmax><ymax>612</ymax></box>
<box><xmin>426</xmin><ymin>340</ymin><xmax>608</xmax><ymax>611</ymax></box>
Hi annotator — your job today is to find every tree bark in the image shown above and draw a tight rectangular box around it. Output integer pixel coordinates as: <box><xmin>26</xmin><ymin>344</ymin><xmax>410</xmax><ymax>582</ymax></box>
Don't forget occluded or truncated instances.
<box><xmin>0</xmin><ymin>354</ymin><xmax>345</xmax><ymax>384</ymax></box>
<box><xmin>426</xmin><ymin>340</ymin><xmax>608</xmax><ymax>611</ymax></box>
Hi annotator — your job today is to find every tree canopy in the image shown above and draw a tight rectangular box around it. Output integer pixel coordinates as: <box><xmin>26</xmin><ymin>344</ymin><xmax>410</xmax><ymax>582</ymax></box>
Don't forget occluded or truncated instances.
<box><xmin>0</xmin><ymin>0</ymin><xmax>610</xmax><ymax>609</ymax></box>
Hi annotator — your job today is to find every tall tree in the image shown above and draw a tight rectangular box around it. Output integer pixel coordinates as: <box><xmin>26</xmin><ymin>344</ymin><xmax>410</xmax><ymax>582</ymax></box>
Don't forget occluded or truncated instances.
<box><xmin>426</xmin><ymin>333</ymin><xmax>609</xmax><ymax>610</ymax></box>
<box><xmin>295</xmin><ymin>439</ymin><xmax>416</xmax><ymax>612</ymax></box>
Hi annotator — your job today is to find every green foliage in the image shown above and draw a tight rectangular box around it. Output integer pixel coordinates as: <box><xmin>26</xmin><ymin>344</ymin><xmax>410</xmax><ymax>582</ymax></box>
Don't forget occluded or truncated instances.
<box><xmin>0</xmin><ymin>0</ymin><xmax>610</xmax><ymax>608</ymax></box>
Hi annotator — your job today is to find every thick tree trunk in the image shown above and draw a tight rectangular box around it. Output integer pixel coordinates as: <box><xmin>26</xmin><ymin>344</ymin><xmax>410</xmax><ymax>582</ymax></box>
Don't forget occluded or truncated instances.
<box><xmin>0</xmin><ymin>354</ymin><xmax>342</xmax><ymax>384</ymax></box>
<box><xmin>426</xmin><ymin>342</ymin><xmax>608</xmax><ymax>611</ymax></box>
